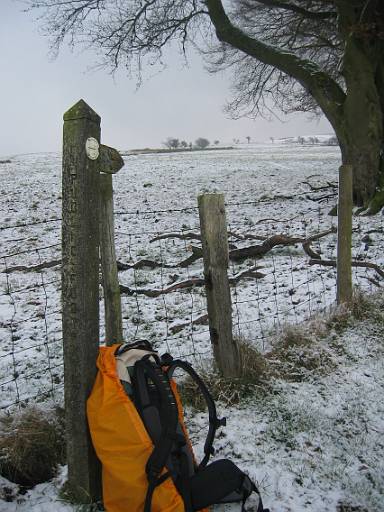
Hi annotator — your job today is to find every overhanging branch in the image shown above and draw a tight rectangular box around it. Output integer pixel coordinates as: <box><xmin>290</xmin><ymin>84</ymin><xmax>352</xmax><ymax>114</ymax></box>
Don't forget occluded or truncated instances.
<box><xmin>205</xmin><ymin>0</ymin><xmax>346</xmax><ymax>127</ymax></box>
<box><xmin>246</xmin><ymin>0</ymin><xmax>337</xmax><ymax>20</ymax></box>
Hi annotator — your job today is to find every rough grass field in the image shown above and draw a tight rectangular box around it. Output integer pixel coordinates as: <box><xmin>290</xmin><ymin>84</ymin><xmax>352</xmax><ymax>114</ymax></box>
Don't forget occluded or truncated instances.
<box><xmin>0</xmin><ymin>144</ymin><xmax>383</xmax><ymax>511</ymax></box>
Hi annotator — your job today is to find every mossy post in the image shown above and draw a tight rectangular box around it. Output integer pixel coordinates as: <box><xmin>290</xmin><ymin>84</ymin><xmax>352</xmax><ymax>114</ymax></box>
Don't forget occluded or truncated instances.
<box><xmin>99</xmin><ymin>145</ymin><xmax>124</xmax><ymax>345</ymax></box>
<box><xmin>62</xmin><ymin>100</ymin><xmax>102</xmax><ymax>503</ymax></box>
<box><xmin>337</xmin><ymin>164</ymin><xmax>353</xmax><ymax>305</ymax></box>
<box><xmin>198</xmin><ymin>193</ymin><xmax>240</xmax><ymax>377</ymax></box>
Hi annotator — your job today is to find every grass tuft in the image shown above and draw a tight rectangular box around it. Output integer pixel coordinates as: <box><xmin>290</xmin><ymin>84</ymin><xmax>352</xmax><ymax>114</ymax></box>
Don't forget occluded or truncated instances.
<box><xmin>179</xmin><ymin>291</ymin><xmax>384</xmax><ymax>400</ymax></box>
<box><xmin>0</xmin><ymin>406</ymin><xmax>65</xmax><ymax>487</ymax></box>
<box><xmin>178</xmin><ymin>338</ymin><xmax>269</xmax><ymax>409</ymax></box>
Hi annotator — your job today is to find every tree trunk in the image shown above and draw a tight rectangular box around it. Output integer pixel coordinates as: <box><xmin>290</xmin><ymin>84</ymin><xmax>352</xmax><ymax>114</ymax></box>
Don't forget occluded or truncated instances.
<box><xmin>205</xmin><ymin>0</ymin><xmax>384</xmax><ymax>213</ymax></box>
<box><xmin>338</xmin><ymin>128</ymin><xmax>383</xmax><ymax>212</ymax></box>
<box><xmin>334</xmin><ymin>1</ymin><xmax>384</xmax><ymax>213</ymax></box>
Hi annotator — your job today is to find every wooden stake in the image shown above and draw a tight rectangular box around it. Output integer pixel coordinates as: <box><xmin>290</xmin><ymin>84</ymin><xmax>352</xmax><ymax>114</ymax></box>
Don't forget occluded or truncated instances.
<box><xmin>337</xmin><ymin>164</ymin><xmax>353</xmax><ymax>304</ymax></box>
<box><xmin>100</xmin><ymin>172</ymin><xmax>123</xmax><ymax>345</ymax></box>
<box><xmin>198</xmin><ymin>193</ymin><xmax>240</xmax><ymax>377</ymax></box>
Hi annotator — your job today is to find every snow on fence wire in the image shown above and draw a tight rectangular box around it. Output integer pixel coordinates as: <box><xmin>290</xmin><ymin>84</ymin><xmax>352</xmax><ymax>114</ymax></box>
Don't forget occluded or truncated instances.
<box><xmin>112</xmin><ymin>194</ymin><xmax>383</xmax><ymax>362</ymax></box>
<box><xmin>0</xmin><ymin>194</ymin><xmax>383</xmax><ymax>412</ymax></box>
<box><xmin>0</xmin><ymin>220</ymin><xmax>63</xmax><ymax>410</ymax></box>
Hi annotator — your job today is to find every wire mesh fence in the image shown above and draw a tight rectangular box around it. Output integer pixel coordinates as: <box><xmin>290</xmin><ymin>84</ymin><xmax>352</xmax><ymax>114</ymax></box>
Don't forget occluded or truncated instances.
<box><xmin>0</xmin><ymin>220</ymin><xmax>63</xmax><ymax>410</ymax></box>
<box><xmin>0</xmin><ymin>192</ymin><xmax>383</xmax><ymax>411</ymax></box>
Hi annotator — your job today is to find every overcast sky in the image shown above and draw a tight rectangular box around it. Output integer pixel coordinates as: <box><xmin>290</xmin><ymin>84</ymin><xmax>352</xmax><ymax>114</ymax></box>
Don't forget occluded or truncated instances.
<box><xmin>0</xmin><ymin>0</ymin><xmax>333</xmax><ymax>157</ymax></box>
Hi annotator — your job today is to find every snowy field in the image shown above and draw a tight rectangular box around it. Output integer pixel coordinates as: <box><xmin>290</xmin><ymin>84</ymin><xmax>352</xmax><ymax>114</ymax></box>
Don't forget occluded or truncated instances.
<box><xmin>0</xmin><ymin>144</ymin><xmax>383</xmax><ymax>511</ymax></box>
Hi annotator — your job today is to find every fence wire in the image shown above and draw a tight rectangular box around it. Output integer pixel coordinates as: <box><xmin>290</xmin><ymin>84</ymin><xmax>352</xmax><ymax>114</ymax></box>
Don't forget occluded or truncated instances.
<box><xmin>0</xmin><ymin>223</ymin><xmax>63</xmax><ymax>410</ymax></box>
<box><xmin>0</xmin><ymin>196</ymin><xmax>383</xmax><ymax>411</ymax></box>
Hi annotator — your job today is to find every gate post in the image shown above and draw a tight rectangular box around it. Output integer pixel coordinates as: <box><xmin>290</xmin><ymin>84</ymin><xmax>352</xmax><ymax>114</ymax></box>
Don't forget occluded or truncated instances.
<box><xmin>198</xmin><ymin>193</ymin><xmax>240</xmax><ymax>377</ymax></box>
<box><xmin>62</xmin><ymin>99</ymin><xmax>101</xmax><ymax>502</ymax></box>
<box><xmin>337</xmin><ymin>164</ymin><xmax>353</xmax><ymax>305</ymax></box>
<box><xmin>99</xmin><ymin>144</ymin><xmax>124</xmax><ymax>345</ymax></box>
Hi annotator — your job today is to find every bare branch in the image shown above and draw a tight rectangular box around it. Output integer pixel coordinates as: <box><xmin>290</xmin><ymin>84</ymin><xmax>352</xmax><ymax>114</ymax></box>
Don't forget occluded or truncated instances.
<box><xmin>309</xmin><ymin>258</ymin><xmax>384</xmax><ymax>279</ymax></box>
<box><xmin>119</xmin><ymin>264</ymin><xmax>265</xmax><ymax>297</ymax></box>
<box><xmin>244</xmin><ymin>0</ymin><xmax>337</xmax><ymax>20</ymax></box>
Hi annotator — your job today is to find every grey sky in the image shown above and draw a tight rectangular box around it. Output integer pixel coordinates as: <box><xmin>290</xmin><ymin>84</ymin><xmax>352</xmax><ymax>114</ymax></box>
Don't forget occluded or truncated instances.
<box><xmin>0</xmin><ymin>0</ymin><xmax>332</xmax><ymax>156</ymax></box>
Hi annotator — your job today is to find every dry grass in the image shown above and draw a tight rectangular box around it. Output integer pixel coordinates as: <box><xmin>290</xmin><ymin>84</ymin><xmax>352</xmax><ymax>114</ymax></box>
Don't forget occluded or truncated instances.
<box><xmin>180</xmin><ymin>292</ymin><xmax>384</xmax><ymax>402</ymax></box>
<box><xmin>325</xmin><ymin>289</ymin><xmax>384</xmax><ymax>330</ymax></box>
<box><xmin>266</xmin><ymin>290</ymin><xmax>384</xmax><ymax>381</ymax></box>
<box><xmin>0</xmin><ymin>407</ymin><xmax>65</xmax><ymax>487</ymax></box>
<box><xmin>267</xmin><ymin>311</ymin><xmax>340</xmax><ymax>381</ymax></box>
<box><xmin>178</xmin><ymin>338</ymin><xmax>269</xmax><ymax>409</ymax></box>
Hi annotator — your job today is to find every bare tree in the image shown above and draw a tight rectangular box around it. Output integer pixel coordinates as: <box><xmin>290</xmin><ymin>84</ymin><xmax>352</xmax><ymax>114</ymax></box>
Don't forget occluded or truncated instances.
<box><xmin>195</xmin><ymin>137</ymin><xmax>210</xmax><ymax>149</ymax></box>
<box><xmin>327</xmin><ymin>135</ymin><xmax>339</xmax><ymax>146</ymax></box>
<box><xmin>246</xmin><ymin>135</ymin><xmax>251</xmax><ymax>143</ymax></box>
<box><xmin>27</xmin><ymin>0</ymin><xmax>384</xmax><ymax>212</ymax></box>
<box><xmin>163</xmin><ymin>137</ymin><xmax>180</xmax><ymax>150</ymax></box>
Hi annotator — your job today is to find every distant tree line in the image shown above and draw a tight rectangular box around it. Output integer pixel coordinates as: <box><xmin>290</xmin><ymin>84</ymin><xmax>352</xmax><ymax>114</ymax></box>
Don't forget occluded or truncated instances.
<box><xmin>31</xmin><ymin>0</ymin><xmax>384</xmax><ymax>212</ymax></box>
<box><xmin>163</xmin><ymin>137</ymin><xmax>212</xmax><ymax>150</ymax></box>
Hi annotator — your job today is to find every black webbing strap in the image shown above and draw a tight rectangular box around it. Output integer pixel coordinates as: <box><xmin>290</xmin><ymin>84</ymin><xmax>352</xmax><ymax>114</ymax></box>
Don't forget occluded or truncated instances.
<box><xmin>241</xmin><ymin>481</ymin><xmax>269</xmax><ymax>512</ymax></box>
<box><xmin>144</xmin><ymin>472</ymin><xmax>171</xmax><ymax>512</ymax></box>
<box><xmin>166</xmin><ymin>360</ymin><xmax>226</xmax><ymax>469</ymax></box>
<box><xmin>134</xmin><ymin>360</ymin><xmax>179</xmax><ymax>511</ymax></box>
<box><xmin>177</xmin><ymin>450</ymin><xmax>194</xmax><ymax>512</ymax></box>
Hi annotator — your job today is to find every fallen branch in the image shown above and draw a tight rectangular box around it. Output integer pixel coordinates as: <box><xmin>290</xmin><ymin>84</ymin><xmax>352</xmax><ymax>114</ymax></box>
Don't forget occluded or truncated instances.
<box><xmin>366</xmin><ymin>228</ymin><xmax>384</xmax><ymax>235</ymax></box>
<box><xmin>362</xmin><ymin>276</ymin><xmax>382</xmax><ymax>287</ymax></box>
<box><xmin>302</xmin><ymin>181</ymin><xmax>337</xmax><ymax>191</ymax></box>
<box><xmin>302</xmin><ymin>242</ymin><xmax>321</xmax><ymax>259</ymax></box>
<box><xmin>151</xmin><ymin>230</ymin><xmax>262</xmax><ymax>243</ymax></box>
<box><xmin>254</xmin><ymin>214</ymin><xmax>301</xmax><ymax>225</ymax></box>
<box><xmin>150</xmin><ymin>232</ymin><xmax>201</xmax><ymax>243</ymax></box>
<box><xmin>229</xmin><ymin>265</ymin><xmax>265</xmax><ymax>284</ymax></box>
<box><xmin>230</xmin><ymin>227</ymin><xmax>336</xmax><ymax>262</ymax></box>
<box><xmin>178</xmin><ymin>246</ymin><xmax>203</xmax><ymax>267</ymax></box>
<box><xmin>120</xmin><ymin>277</ymin><xmax>205</xmax><ymax>297</ymax></box>
<box><xmin>170</xmin><ymin>314</ymin><xmax>209</xmax><ymax>334</ymax></box>
<box><xmin>309</xmin><ymin>259</ymin><xmax>384</xmax><ymax>279</ymax></box>
<box><xmin>228</xmin><ymin>231</ymin><xmax>267</xmax><ymax>242</ymax></box>
<box><xmin>2</xmin><ymin>259</ymin><xmax>61</xmax><ymax>274</ymax></box>
<box><xmin>117</xmin><ymin>245</ymin><xmax>204</xmax><ymax>272</ymax></box>
<box><xmin>118</xmin><ymin>228</ymin><xmax>336</xmax><ymax>271</ymax></box>
<box><xmin>120</xmin><ymin>265</ymin><xmax>265</xmax><ymax>297</ymax></box>
<box><xmin>308</xmin><ymin>193</ymin><xmax>337</xmax><ymax>203</ymax></box>
<box><xmin>117</xmin><ymin>259</ymin><xmax>175</xmax><ymax>271</ymax></box>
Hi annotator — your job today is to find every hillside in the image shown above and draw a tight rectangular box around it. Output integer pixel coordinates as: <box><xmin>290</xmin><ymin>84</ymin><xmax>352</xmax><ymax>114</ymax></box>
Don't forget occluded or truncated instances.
<box><xmin>1</xmin><ymin>294</ymin><xmax>383</xmax><ymax>511</ymax></box>
<box><xmin>0</xmin><ymin>144</ymin><xmax>383</xmax><ymax>511</ymax></box>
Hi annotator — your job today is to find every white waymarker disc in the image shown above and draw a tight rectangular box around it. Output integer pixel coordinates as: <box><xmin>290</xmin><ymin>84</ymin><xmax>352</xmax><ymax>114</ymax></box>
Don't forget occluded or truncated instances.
<box><xmin>85</xmin><ymin>137</ymin><xmax>100</xmax><ymax>160</ymax></box>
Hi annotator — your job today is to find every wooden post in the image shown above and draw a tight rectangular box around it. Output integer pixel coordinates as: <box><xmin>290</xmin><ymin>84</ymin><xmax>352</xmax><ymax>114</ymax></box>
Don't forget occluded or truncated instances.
<box><xmin>62</xmin><ymin>99</ymin><xmax>101</xmax><ymax>503</ymax></box>
<box><xmin>198</xmin><ymin>193</ymin><xmax>240</xmax><ymax>377</ymax></box>
<box><xmin>100</xmin><ymin>172</ymin><xmax>123</xmax><ymax>345</ymax></box>
<box><xmin>337</xmin><ymin>164</ymin><xmax>353</xmax><ymax>305</ymax></box>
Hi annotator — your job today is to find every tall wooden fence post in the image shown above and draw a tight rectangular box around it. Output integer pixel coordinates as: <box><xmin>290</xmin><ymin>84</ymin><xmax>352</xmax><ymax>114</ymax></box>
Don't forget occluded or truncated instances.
<box><xmin>62</xmin><ymin>99</ymin><xmax>101</xmax><ymax>503</ymax></box>
<box><xmin>198</xmin><ymin>193</ymin><xmax>240</xmax><ymax>377</ymax></box>
<box><xmin>337</xmin><ymin>164</ymin><xmax>353</xmax><ymax>305</ymax></box>
<box><xmin>99</xmin><ymin>146</ymin><xmax>124</xmax><ymax>345</ymax></box>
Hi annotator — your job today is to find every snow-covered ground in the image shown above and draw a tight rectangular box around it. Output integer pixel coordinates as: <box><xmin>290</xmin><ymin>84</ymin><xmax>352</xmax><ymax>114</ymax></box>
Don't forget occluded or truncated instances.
<box><xmin>1</xmin><ymin>298</ymin><xmax>383</xmax><ymax>512</ymax></box>
<box><xmin>0</xmin><ymin>144</ymin><xmax>383</xmax><ymax>511</ymax></box>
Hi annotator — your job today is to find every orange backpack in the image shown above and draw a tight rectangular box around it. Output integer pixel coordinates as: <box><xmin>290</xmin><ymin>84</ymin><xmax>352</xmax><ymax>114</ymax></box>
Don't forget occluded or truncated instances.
<box><xmin>87</xmin><ymin>341</ymin><xmax>267</xmax><ymax>512</ymax></box>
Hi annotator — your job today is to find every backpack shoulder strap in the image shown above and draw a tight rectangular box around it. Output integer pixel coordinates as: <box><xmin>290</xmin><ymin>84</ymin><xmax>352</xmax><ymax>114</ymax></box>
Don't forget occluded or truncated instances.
<box><xmin>166</xmin><ymin>360</ymin><xmax>226</xmax><ymax>468</ymax></box>
<box><xmin>134</xmin><ymin>359</ymin><xmax>180</xmax><ymax>511</ymax></box>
